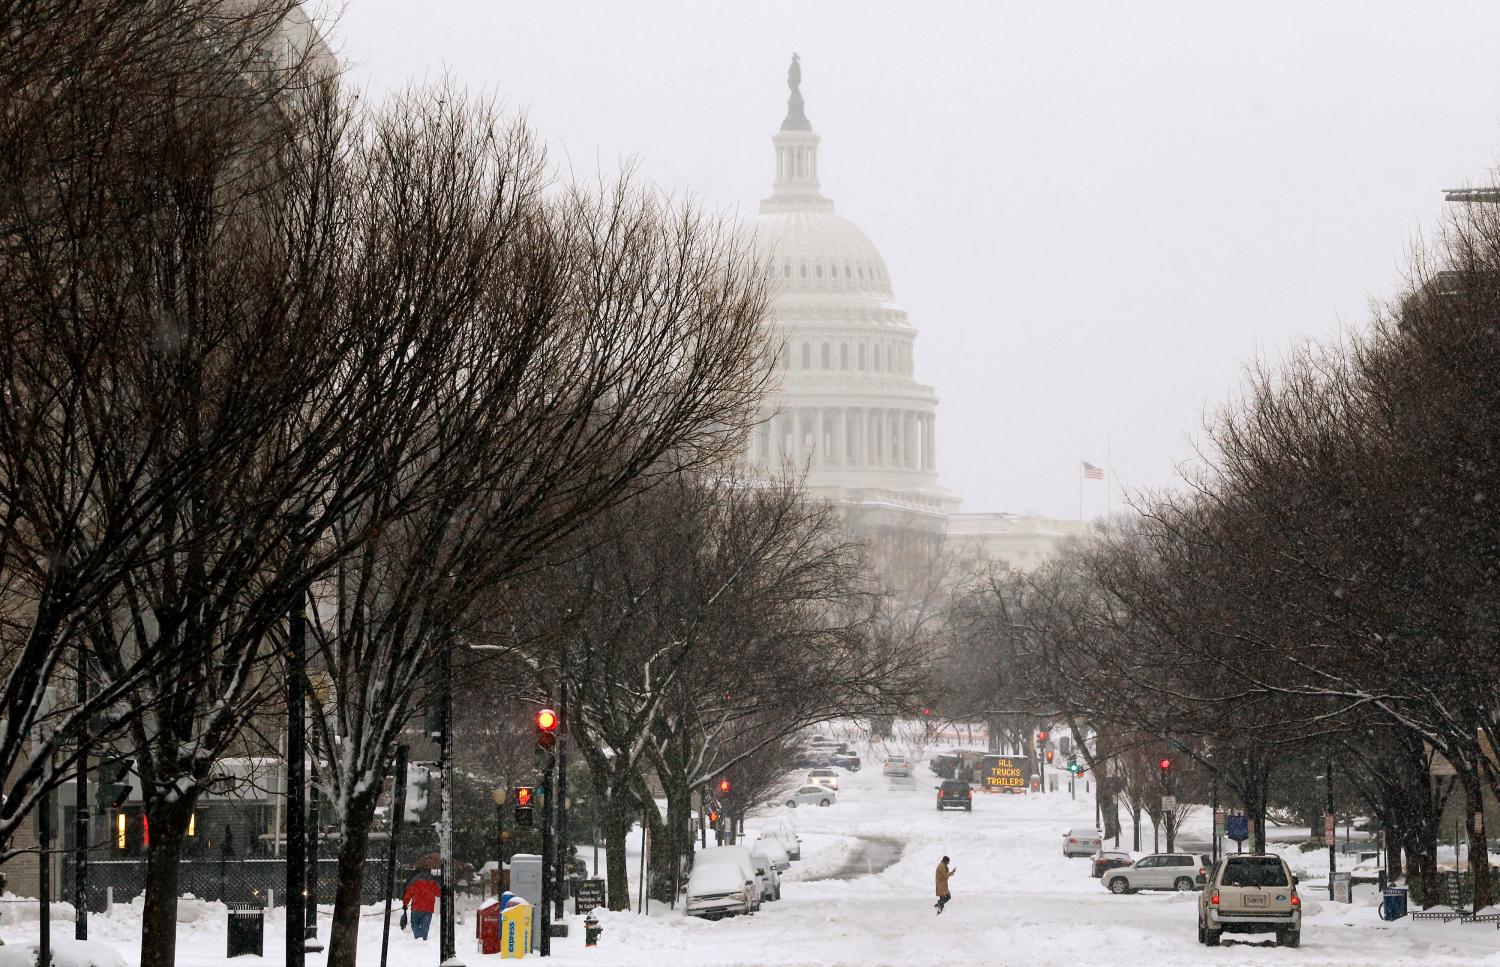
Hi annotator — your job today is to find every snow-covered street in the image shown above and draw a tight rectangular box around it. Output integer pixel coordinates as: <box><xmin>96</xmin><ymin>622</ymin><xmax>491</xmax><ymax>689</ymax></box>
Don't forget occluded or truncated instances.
<box><xmin>6</xmin><ymin>743</ymin><xmax>1500</xmax><ymax>966</ymax></box>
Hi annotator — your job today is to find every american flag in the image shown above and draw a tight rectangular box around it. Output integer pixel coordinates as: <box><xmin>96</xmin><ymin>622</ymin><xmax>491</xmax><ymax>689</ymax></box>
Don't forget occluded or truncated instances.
<box><xmin>1082</xmin><ymin>461</ymin><xmax>1104</xmax><ymax>480</ymax></box>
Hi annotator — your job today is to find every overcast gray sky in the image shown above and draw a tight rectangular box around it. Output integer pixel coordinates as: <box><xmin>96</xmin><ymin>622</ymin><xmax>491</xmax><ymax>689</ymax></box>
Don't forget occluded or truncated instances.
<box><xmin>333</xmin><ymin>0</ymin><xmax>1500</xmax><ymax>520</ymax></box>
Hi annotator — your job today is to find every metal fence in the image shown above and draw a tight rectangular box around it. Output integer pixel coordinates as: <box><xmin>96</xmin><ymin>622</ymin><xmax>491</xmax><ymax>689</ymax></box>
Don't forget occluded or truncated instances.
<box><xmin>65</xmin><ymin>856</ymin><xmax>395</xmax><ymax>909</ymax></box>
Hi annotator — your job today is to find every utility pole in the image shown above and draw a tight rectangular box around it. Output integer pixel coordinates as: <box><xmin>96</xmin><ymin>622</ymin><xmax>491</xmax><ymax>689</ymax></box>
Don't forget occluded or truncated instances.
<box><xmin>378</xmin><ymin>745</ymin><xmax>407</xmax><ymax>967</ymax></box>
<box><xmin>1211</xmin><ymin>775</ymin><xmax>1220</xmax><ymax>864</ymax></box>
<box><xmin>699</xmin><ymin>787</ymin><xmax>707</xmax><ymax>849</ymax></box>
<box><xmin>437</xmin><ymin>645</ymin><xmax>463</xmax><ymax>965</ymax></box>
<box><xmin>74</xmin><ymin>641</ymin><xmax>89</xmax><ymax>940</ymax></box>
<box><xmin>285</xmin><ymin>605</ymin><xmax>306</xmax><ymax>967</ymax></box>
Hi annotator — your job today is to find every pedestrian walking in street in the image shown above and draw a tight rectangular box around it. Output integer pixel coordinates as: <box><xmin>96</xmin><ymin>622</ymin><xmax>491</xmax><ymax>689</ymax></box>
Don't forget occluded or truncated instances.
<box><xmin>402</xmin><ymin>868</ymin><xmax>442</xmax><ymax>940</ymax></box>
<box><xmin>935</xmin><ymin>855</ymin><xmax>955</xmax><ymax>914</ymax></box>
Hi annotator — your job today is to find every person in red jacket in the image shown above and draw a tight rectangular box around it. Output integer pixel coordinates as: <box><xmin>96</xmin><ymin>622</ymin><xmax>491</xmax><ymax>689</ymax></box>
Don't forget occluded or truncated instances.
<box><xmin>402</xmin><ymin>870</ymin><xmax>441</xmax><ymax>941</ymax></box>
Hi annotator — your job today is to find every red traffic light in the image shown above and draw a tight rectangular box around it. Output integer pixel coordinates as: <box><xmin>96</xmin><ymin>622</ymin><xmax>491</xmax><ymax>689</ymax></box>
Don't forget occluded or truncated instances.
<box><xmin>708</xmin><ymin>810</ymin><xmax>719</xmax><ymax>824</ymax></box>
<box><xmin>1159</xmin><ymin>758</ymin><xmax>1172</xmax><ymax>771</ymax></box>
<box><xmin>1037</xmin><ymin>730</ymin><xmax>1049</xmax><ymax>742</ymax></box>
<box><xmin>536</xmin><ymin>708</ymin><xmax>558</xmax><ymax>732</ymax></box>
<box><xmin>1045</xmin><ymin>749</ymin><xmax>1055</xmax><ymax>763</ymax></box>
<box><xmin>515</xmin><ymin>786</ymin><xmax>533</xmax><ymax>807</ymax></box>
<box><xmin>718</xmin><ymin>778</ymin><xmax>731</xmax><ymax>794</ymax></box>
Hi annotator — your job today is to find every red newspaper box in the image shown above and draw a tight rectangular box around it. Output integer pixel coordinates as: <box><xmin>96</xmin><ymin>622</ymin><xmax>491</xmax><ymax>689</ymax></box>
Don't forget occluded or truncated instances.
<box><xmin>476</xmin><ymin>898</ymin><xmax>502</xmax><ymax>955</ymax></box>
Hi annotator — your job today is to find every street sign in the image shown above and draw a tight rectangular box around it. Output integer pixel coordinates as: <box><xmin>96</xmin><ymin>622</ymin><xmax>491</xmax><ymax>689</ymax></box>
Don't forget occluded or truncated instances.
<box><xmin>1445</xmin><ymin>870</ymin><xmax>1464</xmax><ymax>913</ymax></box>
<box><xmin>1161</xmin><ymin>796</ymin><xmax>1176</xmax><ymax>812</ymax></box>
<box><xmin>1324</xmin><ymin>812</ymin><xmax>1335</xmax><ymax>843</ymax></box>
<box><xmin>980</xmin><ymin>755</ymin><xmax>1028</xmax><ymax>791</ymax></box>
<box><xmin>1225</xmin><ymin>814</ymin><xmax>1249</xmax><ymax>842</ymax></box>
<box><xmin>574</xmin><ymin>878</ymin><xmax>606</xmax><ymax>916</ymax></box>
<box><xmin>1332</xmin><ymin>872</ymin><xmax>1352</xmax><ymax>903</ymax></box>
<box><xmin>1213</xmin><ymin>809</ymin><xmax>1226</xmax><ymax>837</ymax></box>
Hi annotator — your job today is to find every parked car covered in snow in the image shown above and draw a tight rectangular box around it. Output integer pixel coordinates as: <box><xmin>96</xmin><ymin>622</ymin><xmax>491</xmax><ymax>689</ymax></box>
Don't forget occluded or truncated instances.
<box><xmin>686</xmin><ymin>848</ymin><xmax>758</xmax><ymax>919</ymax></box>
<box><xmin>748</xmin><ymin>847</ymin><xmax>781</xmax><ymax>902</ymax></box>
<box><xmin>753</xmin><ymin>832</ymin><xmax>791</xmax><ymax>872</ymax></box>
<box><xmin>882</xmin><ymin>757</ymin><xmax>912</xmax><ymax>778</ymax></box>
<box><xmin>764</xmin><ymin>821</ymin><xmax>802</xmax><ymax>860</ymax></box>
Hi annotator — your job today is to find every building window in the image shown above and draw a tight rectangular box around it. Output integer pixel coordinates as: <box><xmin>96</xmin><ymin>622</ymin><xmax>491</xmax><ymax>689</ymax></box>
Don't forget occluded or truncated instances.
<box><xmin>801</xmin><ymin>343</ymin><xmax>811</xmax><ymax>369</ymax></box>
<box><xmin>815</xmin><ymin>264</ymin><xmax>823</xmax><ymax>278</ymax></box>
<box><xmin>783</xmin><ymin>263</ymin><xmax>791</xmax><ymax>278</ymax></box>
<box><xmin>821</xmin><ymin>343</ymin><xmax>831</xmax><ymax>369</ymax></box>
<box><xmin>799</xmin><ymin>264</ymin><xmax>807</xmax><ymax>278</ymax></box>
<box><xmin>858</xmin><ymin>344</ymin><xmax>866</xmax><ymax>370</ymax></box>
<box><xmin>831</xmin><ymin>264</ymin><xmax>839</xmax><ymax>278</ymax></box>
<box><xmin>840</xmin><ymin>344</ymin><xmax>849</xmax><ymax>369</ymax></box>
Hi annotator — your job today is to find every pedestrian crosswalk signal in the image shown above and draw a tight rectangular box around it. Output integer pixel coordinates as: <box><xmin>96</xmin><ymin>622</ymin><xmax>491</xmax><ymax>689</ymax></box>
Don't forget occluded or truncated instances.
<box><xmin>514</xmin><ymin>785</ymin><xmax>535</xmax><ymax>827</ymax></box>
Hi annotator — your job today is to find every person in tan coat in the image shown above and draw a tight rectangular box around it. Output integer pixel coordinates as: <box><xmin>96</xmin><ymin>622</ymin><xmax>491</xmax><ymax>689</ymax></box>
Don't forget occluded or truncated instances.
<box><xmin>935</xmin><ymin>856</ymin><xmax>956</xmax><ymax>914</ymax></box>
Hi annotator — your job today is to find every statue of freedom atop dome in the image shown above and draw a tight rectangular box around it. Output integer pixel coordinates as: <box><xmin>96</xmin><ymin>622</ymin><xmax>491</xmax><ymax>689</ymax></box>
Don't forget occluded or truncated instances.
<box><xmin>782</xmin><ymin>53</ymin><xmax>811</xmax><ymax>131</ymax></box>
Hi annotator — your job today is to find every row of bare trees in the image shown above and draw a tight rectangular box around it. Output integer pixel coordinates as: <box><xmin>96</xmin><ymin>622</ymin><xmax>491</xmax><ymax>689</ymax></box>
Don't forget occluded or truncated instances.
<box><xmin>938</xmin><ymin>193</ymin><xmax>1500</xmax><ymax>909</ymax></box>
<box><xmin>0</xmin><ymin>2</ymin><xmax>826</xmax><ymax>965</ymax></box>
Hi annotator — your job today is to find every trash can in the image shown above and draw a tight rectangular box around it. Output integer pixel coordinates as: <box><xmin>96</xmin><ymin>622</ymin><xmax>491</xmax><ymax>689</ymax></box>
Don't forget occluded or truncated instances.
<box><xmin>1378</xmin><ymin>886</ymin><xmax>1408</xmax><ymax>921</ymax></box>
<box><xmin>477</xmin><ymin>898</ymin><xmax>502</xmax><ymax>955</ymax></box>
<box><xmin>226</xmin><ymin>901</ymin><xmax>265</xmax><ymax>957</ymax></box>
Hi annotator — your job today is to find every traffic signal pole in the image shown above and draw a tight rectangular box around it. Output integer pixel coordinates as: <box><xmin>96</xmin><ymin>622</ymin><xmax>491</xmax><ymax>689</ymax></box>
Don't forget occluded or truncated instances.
<box><xmin>554</xmin><ymin>654</ymin><xmax>568</xmax><ymax>921</ymax></box>
<box><xmin>539</xmin><ymin>761</ymin><xmax>553</xmax><ymax>956</ymax></box>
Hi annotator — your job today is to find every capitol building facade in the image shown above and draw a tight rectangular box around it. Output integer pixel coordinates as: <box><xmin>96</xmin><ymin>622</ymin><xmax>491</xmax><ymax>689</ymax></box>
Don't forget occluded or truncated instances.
<box><xmin>743</xmin><ymin>58</ymin><xmax>1083</xmax><ymax>572</ymax></box>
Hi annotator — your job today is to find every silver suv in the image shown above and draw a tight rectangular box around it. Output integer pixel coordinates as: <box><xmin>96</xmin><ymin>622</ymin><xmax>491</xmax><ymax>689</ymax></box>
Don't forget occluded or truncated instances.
<box><xmin>1197</xmin><ymin>854</ymin><xmax>1301</xmax><ymax>947</ymax></box>
<box><xmin>1102</xmin><ymin>853</ymin><xmax>1206</xmax><ymax>893</ymax></box>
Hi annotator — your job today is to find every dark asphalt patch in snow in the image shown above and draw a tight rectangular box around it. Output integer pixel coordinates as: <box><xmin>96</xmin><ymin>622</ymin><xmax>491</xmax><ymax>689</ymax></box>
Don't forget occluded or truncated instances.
<box><xmin>805</xmin><ymin>836</ymin><xmax>904</xmax><ymax>881</ymax></box>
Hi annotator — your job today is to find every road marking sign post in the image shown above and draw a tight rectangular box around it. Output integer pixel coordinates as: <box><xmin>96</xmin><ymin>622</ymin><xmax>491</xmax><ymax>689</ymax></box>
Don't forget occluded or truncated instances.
<box><xmin>1161</xmin><ymin>796</ymin><xmax>1176</xmax><ymax>812</ymax></box>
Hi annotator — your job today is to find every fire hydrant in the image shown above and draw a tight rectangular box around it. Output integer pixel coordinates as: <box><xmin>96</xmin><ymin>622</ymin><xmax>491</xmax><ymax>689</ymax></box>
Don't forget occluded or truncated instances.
<box><xmin>584</xmin><ymin>913</ymin><xmax>602</xmax><ymax>947</ymax></box>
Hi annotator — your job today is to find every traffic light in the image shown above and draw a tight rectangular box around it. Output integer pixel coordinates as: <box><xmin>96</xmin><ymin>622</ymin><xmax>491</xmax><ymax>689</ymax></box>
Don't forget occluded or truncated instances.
<box><xmin>1045</xmin><ymin>749</ymin><xmax>1055</xmax><ymax>764</ymax></box>
<box><xmin>1158</xmin><ymin>758</ymin><xmax>1172</xmax><ymax>781</ymax></box>
<box><xmin>1067</xmin><ymin>759</ymin><xmax>1081</xmax><ymax>776</ymax></box>
<box><xmin>95</xmin><ymin>758</ymin><xmax>133</xmax><ymax>814</ymax></box>
<box><xmin>921</xmin><ymin>707</ymin><xmax>932</xmax><ymax>717</ymax></box>
<box><xmin>514</xmin><ymin>785</ymin><xmax>535</xmax><ymax>827</ymax></box>
<box><xmin>708</xmin><ymin>810</ymin><xmax>719</xmax><ymax>824</ymax></box>
<box><xmin>536</xmin><ymin>708</ymin><xmax>559</xmax><ymax>752</ymax></box>
<box><xmin>1036</xmin><ymin>730</ymin><xmax>1049</xmax><ymax>743</ymax></box>
<box><xmin>717</xmin><ymin>777</ymin><xmax>731</xmax><ymax>797</ymax></box>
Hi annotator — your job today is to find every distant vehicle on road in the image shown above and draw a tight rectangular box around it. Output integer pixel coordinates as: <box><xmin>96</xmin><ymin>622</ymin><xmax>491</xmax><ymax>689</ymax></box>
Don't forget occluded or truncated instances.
<box><xmin>785</xmin><ymin>784</ymin><xmax>835</xmax><ymax>808</ymax></box>
<box><xmin>794</xmin><ymin>751</ymin><xmax>835</xmax><ymax>769</ymax></box>
<box><xmin>829</xmin><ymin>752</ymin><xmax>862</xmax><ymax>771</ymax></box>
<box><xmin>936</xmin><ymin>779</ymin><xmax>973</xmax><ymax>811</ymax></box>
<box><xmin>1062</xmin><ymin>827</ymin><xmax>1102</xmax><ymax>857</ymax></box>
<box><xmin>882</xmin><ymin>757</ymin><xmax>912</xmax><ymax>778</ymax></box>
<box><xmin>1091</xmin><ymin>849</ymin><xmax>1134</xmax><ymax>878</ymax></box>
<box><xmin>807</xmin><ymin>768</ymin><xmax>840</xmax><ymax>791</ymax></box>
<box><xmin>1103</xmin><ymin>852</ymin><xmax>1209</xmax><ymax>893</ymax></box>
<box><xmin>1198</xmin><ymin>854</ymin><xmax>1301</xmax><ymax>947</ymax></box>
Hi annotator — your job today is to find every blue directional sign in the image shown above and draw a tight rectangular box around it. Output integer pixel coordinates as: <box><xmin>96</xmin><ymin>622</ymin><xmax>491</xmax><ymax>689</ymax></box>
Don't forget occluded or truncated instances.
<box><xmin>1225</xmin><ymin>814</ymin><xmax>1249</xmax><ymax>842</ymax></box>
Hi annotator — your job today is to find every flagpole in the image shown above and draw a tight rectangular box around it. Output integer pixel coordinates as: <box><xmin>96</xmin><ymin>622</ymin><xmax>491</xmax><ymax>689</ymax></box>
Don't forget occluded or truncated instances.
<box><xmin>1106</xmin><ymin>435</ymin><xmax>1113</xmax><ymax>523</ymax></box>
<box><xmin>1078</xmin><ymin>459</ymin><xmax>1083</xmax><ymax>522</ymax></box>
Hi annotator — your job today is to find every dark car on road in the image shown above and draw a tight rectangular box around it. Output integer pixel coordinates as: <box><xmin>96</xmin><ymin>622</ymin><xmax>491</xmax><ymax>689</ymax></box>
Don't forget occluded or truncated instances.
<box><xmin>1092</xmin><ymin>850</ymin><xmax>1134</xmax><ymax>878</ymax></box>
<box><xmin>936</xmin><ymin>779</ymin><xmax>973</xmax><ymax>811</ymax></box>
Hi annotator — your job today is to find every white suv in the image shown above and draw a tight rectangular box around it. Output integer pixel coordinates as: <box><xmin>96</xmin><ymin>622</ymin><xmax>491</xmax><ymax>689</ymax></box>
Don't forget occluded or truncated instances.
<box><xmin>1103</xmin><ymin>853</ymin><xmax>1205</xmax><ymax>893</ymax></box>
<box><xmin>1198</xmin><ymin>854</ymin><xmax>1301</xmax><ymax>947</ymax></box>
